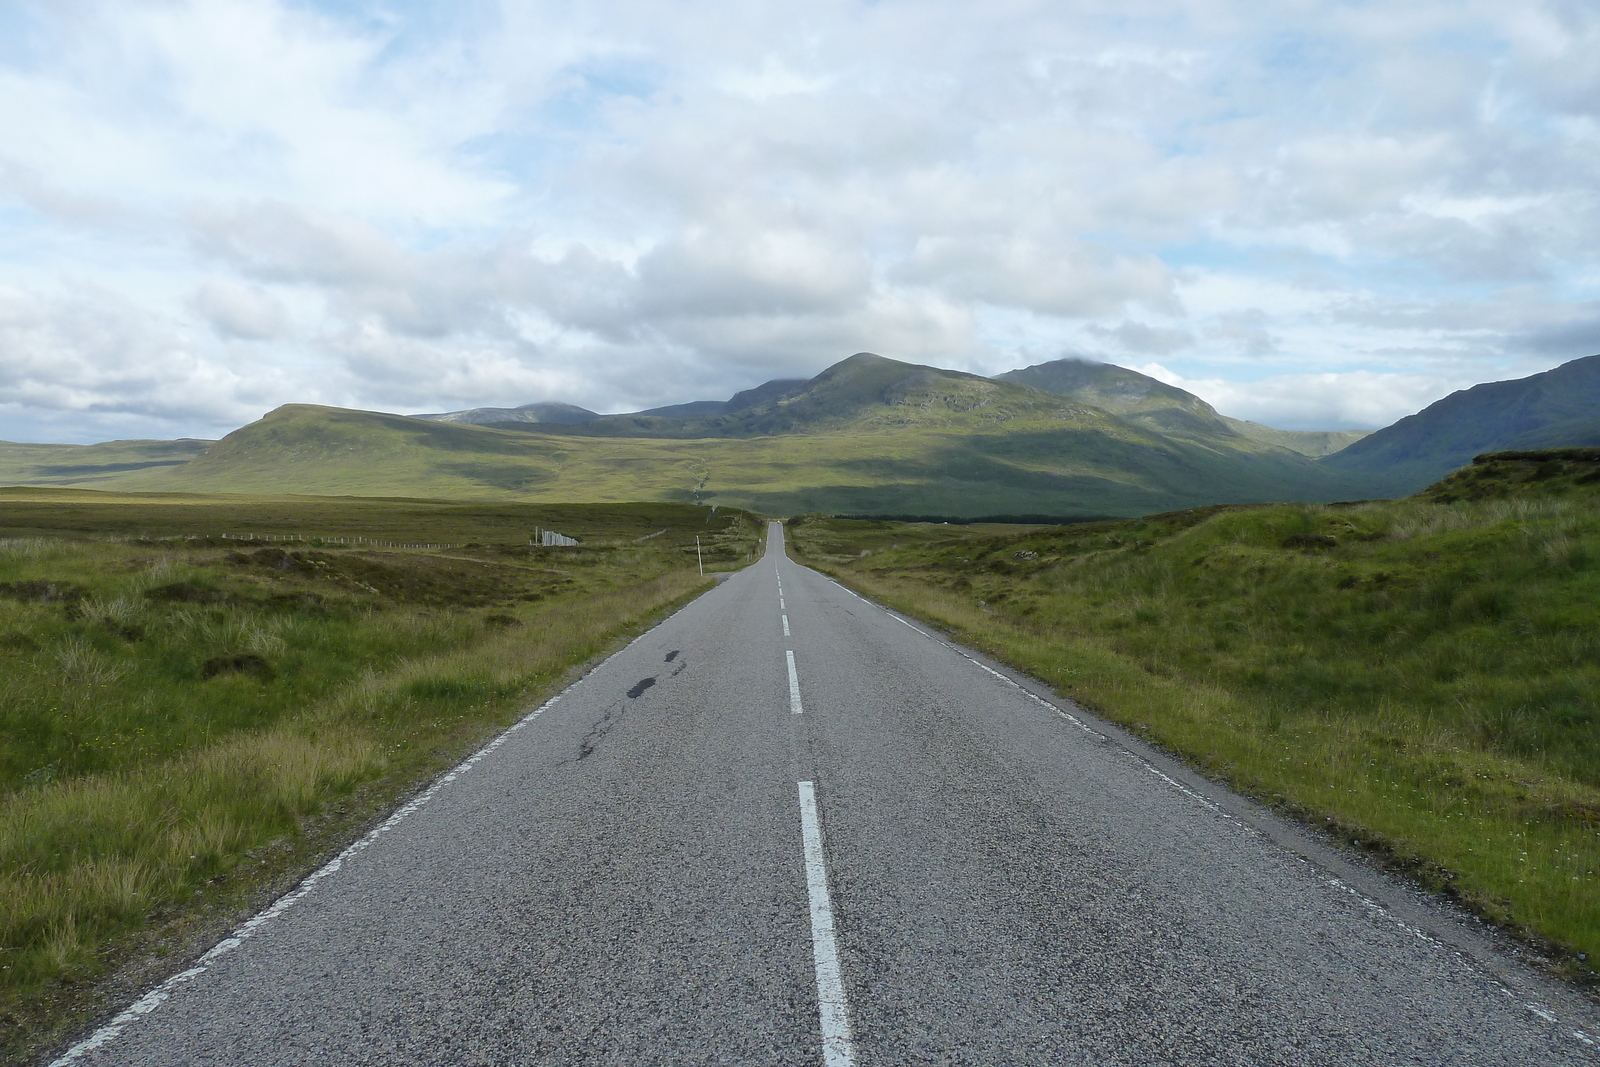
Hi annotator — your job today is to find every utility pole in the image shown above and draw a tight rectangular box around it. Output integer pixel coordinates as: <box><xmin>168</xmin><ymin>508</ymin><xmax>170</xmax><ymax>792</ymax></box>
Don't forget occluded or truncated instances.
<box><xmin>696</xmin><ymin>535</ymin><xmax>703</xmax><ymax>575</ymax></box>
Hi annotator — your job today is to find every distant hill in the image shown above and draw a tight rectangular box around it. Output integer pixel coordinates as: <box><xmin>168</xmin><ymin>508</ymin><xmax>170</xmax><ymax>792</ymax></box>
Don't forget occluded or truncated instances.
<box><xmin>1320</xmin><ymin>354</ymin><xmax>1600</xmax><ymax>494</ymax></box>
<box><xmin>633</xmin><ymin>379</ymin><xmax>808</xmax><ymax>419</ymax></box>
<box><xmin>413</xmin><ymin>401</ymin><xmax>600</xmax><ymax>426</ymax></box>
<box><xmin>995</xmin><ymin>357</ymin><xmax>1234</xmax><ymax>439</ymax></box>
<box><xmin>0</xmin><ymin>438</ymin><xmax>212</xmax><ymax>487</ymax></box>
<box><xmin>48</xmin><ymin>353</ymin><xmax>1369</xmax><ymax>518</ymax></box>
<box><xmin>539</xmin><ymin>354</ymin><xmax>1057</xmax><ymax>439</ymax></box>
<box><xmin>414</xmin><ymin>379</ymin><xmax>811</xmax><ymax>426</ymax></box>
<box><xmin>995</xmin><ymin>357</ymin><xmax>1372</xmax><ymax>457</ymax></box>
<box><xmin>1219</xmin><ymin>419</ymin><xmax>1371</xmax><ymax>458</ymax></box>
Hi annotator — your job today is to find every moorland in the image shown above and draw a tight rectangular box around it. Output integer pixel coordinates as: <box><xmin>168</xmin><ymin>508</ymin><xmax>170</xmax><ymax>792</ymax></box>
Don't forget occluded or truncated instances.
<box><xmin>0</xmin><ymin>492</ymin><xmax>761</xmax><ymax>1062</ymax></box>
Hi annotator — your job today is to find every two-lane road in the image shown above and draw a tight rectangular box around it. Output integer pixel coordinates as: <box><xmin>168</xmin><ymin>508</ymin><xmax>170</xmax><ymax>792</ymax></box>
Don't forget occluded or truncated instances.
<box><xmin>54</xmin><ymin>522</ymin><xmax>1600</xmax><ymax>1065</ymax></box>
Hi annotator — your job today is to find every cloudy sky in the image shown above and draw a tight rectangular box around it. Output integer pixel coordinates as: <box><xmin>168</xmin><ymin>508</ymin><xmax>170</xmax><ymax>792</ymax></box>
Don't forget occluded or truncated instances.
<box><xmin>1</xmin><ymin>0</ymin><xmax>1597</xmax><ymax>443</ymax></box>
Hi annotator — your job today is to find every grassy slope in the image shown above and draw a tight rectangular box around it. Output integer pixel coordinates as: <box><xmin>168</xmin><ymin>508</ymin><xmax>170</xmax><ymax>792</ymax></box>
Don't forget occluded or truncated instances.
<box><xmin>0</xmin><ymin>495</ymin><xmax>762</xmax><ymax>1063</ymax></box>
<box><xmin>787</xmin><ymin>451</ymin><xmax>1600</xmax><ymax>976</ymax></box>
<box><xmin>36</xmin><ymin>366</ymin><xmax>1371</xmax><ymax>518</ymax></box>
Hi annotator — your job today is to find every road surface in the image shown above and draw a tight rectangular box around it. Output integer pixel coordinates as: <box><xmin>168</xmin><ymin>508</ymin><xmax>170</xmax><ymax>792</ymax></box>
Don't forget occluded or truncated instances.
<box><xmin>52</xmin><ymin>521</ymin><xmax>1600</xmax><ymax>1065</ymax></box>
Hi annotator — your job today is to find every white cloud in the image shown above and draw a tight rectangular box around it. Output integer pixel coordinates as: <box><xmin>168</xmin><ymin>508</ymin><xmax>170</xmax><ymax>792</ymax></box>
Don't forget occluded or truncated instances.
<box><xmin>1129</xmin><ymin>362</ymin><xmax>1466</xmax><ymax>431</ymax></box>
<box><xmin>0</xmin><ymin>0</ymin><xmax>1598</xmax><ymax>442</ymax></box>
<box><xmin>192</xmin><ymin>278</ymin><xmax>288</xmax><ymax>339</ymax></box>
<box><xmin>0</xmin><ymin>282</ymin><xmax>301</xmax><ymax>440</ymax></box>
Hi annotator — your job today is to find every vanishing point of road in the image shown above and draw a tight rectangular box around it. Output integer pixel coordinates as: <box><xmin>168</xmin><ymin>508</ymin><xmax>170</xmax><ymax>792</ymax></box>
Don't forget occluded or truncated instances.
<box><xmin>51</xmin><ymin>522</ymin><xmax>1600</xmax><ymax>1065</ymax></box>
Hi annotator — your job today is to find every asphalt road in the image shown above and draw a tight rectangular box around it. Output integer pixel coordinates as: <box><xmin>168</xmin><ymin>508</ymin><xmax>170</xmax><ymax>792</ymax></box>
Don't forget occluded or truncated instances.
<box><xmin>53</xmin><ymin>521</ymin><xmax>1600</xmax><ymax>1065</ymax></box>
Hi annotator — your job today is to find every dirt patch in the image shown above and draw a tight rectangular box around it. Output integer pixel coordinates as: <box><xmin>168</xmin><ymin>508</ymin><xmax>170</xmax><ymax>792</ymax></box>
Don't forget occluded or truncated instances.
<box><xmin>0</xmin><ymin>631</ymin><xmax>41</xmax><ymax>653</ymax></box>
<box><xmin>199</xmin><ymin>653</ymin><xmax>274</xmax><ymax>681</ymax></box>
<box><xmin>146</xmin><ymin>582</ymin><xmax>230</xmax><ymax>604</ymax></box>
<box><xmin>0</xmin><ymin>580</ymin><xmax>86</xmax><ymax>604</ymax></box>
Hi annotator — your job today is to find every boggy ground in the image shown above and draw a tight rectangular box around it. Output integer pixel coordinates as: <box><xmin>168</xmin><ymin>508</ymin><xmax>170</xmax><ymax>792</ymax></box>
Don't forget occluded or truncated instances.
<box><xmin>786</xmin><ymin>450</ymin><xmax>1600</xmax><ymax>988</ymax></box>
<box><xmin>0</xmin><ymin>493</ymin><xmax>762</xmax><ymax>1064</ymax></box>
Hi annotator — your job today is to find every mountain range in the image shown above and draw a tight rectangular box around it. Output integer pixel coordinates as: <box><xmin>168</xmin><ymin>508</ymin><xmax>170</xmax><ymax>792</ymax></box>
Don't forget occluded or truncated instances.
<box><xmin>3</xmin><ymin>352</ymin><xmax>1597</xmax><ymax>517</ymax></box>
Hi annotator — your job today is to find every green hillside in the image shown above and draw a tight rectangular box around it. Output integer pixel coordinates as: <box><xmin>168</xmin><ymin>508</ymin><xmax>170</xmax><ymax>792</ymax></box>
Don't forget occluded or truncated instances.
<box><xmin>1321</xmin><ymin>353</ymin><xmax>1600</xmax><ymax>493</ymax></box>
<box><xmin>995</xmin><ymin>356</ymin><xmax>1233</xmax><ymax>438</ymax></box>
<box><xmin>996</xmin><ymin>357</ymin><xmax>1372</xmax><ymax>457</ymax></box>
<box><xmin>27</xmin><ymin>354</ymin><xmax>1372</xmax><ymax>518</ymax></box>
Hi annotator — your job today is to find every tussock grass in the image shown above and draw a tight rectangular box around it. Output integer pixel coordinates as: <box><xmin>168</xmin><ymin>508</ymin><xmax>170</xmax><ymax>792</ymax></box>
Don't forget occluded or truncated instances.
<box><xmin>788</xmin><ymin>457</ymin><xmax>1600</xmax><ymax>975</ymax></box>
<box><xmin>1</xmin><ymin>497</ymin><xmax>762</xmax><ymax>1062</ymax></box>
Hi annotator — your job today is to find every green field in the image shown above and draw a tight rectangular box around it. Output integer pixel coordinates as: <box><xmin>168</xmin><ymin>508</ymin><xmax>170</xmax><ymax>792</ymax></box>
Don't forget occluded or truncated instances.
<box><xmin>786</xmin><ymin>450</ymin><xmax>1600</xmax><ymax>977</ymax></box>
<box><xmin>0</xmin><ymin>491</ymin><xmax>761</xmax><ymax>1063</ymax></box>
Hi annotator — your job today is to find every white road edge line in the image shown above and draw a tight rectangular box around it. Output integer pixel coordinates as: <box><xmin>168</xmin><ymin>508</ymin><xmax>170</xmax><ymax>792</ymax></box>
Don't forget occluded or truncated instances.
<box><xmin>890</xmin><ymin>614</ymin><xmax>931</xmax><ymax>638</ymax></box>
<box><xmin>825</xmin><ymin>573</ymin><xmax>1600</xmax><ymax>1053</ymax></box>
<box><xmin>782</xmin><ymin>614</ymin><xmax>791</xmax><ymax>637</ymax></box>
<box><xmin>786</xmin><ymin>650</ymin><xmax>804</xmax><ymax>715</ymax></box>
<box><xmin>797</xmin><ymin>781</ymin><xmax>857</xmax><ymax>1067</ymax></box>
<box><xmin>45</xmin><ymin>606</ymin><xmax>687</xmax><ymax>1067</ymax></box>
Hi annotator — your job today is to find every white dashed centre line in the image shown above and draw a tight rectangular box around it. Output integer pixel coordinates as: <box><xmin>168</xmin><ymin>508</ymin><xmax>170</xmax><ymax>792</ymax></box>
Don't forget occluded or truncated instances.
<box><xmin>797</xmin><ymin>781</ymin><xmax>856</xmax><ymax>1067</ymax></box>
<box><xmin>786</xmin><ymin>650</ymin><xmax>803</xmax><ymax>714</ymax></box>
<box><xmin>782</xmin><ymin>614</ymin><xmax>791</xmax><ymax>637</ymax></box>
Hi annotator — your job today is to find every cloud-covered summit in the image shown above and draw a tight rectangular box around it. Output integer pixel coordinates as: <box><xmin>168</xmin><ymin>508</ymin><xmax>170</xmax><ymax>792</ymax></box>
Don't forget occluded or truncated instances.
<box><xmin>1</xmin><ymin>0</ymin><xmax>1597</xmax><ymax>443</ymax></box>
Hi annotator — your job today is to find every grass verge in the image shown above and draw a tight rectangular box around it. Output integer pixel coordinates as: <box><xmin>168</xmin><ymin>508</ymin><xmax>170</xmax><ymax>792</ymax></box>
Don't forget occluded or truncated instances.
<box><xmin>1</xmin><ymin>496</ymin><xmax>762</xmax><ymax>1064</ymax></box>
<box><xmin>786</xmin><ymin>452</ymin><xmax>1600</xmax><ymax>985</ymax></box>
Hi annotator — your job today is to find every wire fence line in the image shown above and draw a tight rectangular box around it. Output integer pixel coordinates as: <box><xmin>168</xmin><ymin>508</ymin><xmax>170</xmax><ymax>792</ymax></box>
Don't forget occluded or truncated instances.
<box><xmin>90</xmin><ymin>532</ymin><xmax>470</xmax><ymax>550</ymax></box>
<box><xmin>219</xmin><ymin>533</ymin><xmax>468</xmax><ymax>549</ymax></box>
<box><xmin>68</xmin><ymin>529</ymin><xmax>684</xmax><ymax>550</ymax></box>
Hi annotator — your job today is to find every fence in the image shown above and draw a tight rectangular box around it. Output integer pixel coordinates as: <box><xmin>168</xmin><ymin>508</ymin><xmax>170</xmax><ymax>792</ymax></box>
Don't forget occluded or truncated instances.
<box><xmin>88</xmin><ymin>531</ymin><xmax>597</xmax><ymax>550</ymax></box>
<box><xmin>218</xmin><ymin>533</ymin><xmax>466</xmax><ymax>549</ymax></box>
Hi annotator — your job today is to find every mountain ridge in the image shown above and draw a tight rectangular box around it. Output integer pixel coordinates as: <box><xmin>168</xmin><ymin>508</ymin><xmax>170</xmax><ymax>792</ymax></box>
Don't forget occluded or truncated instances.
<box><xmin>411</xmin><ymin>355</ymin><xmax>1364</xmax><ymax>456</ymax></box>
<box><xmin>413</xmin><ymin>401</ymin><xmax>600</xmax><ymax>426</ymax></box>
<box><xmin>12</xmin><ymin>353</ymin><xmax>1369</xmax><ymax>518</ymax></box>
<box><xmin>9</xmin><ymin>351</ymin><xmax>1598</xmax><ymax>518</ymax></box>
<box><xmin>1319</xmin><ymin>353</ymin><xmax>1600</xmax><ymax>494</ymax></box>
<box><xmin>995</xmin><ymin>357</ymin><xmax>1372</xmax><ymax>457</ymax></box>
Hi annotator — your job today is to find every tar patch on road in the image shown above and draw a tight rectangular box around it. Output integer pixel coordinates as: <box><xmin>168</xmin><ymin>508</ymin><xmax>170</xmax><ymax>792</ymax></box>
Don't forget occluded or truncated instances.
<box><xmin>578</xmin><ymin>653</ymin><xmax>689</xmax><ymax>760</ymax></box>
